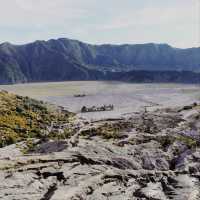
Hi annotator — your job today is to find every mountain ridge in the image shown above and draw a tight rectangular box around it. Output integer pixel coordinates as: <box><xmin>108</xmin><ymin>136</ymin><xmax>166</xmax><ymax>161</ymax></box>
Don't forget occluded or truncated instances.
<box><xmin>1</xmin><ymin>37</ymin><xmax>199</xmax><ymax>50</ymax></box>
<box><xmin>0</xmin><ymin>38</ymin><xmax>200</xmax><ymax>84</ymax></box>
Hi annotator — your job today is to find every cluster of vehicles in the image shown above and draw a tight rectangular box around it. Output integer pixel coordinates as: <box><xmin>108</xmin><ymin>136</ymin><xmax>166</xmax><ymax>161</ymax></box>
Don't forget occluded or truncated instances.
<box><xmin>73</xmin><ymin>93</ymin><xmax>114</xmax><ymax>113</ymax></box>
<box><xmin>81</xmin><ymin>104</ymin><xmax>114</xmax><ymax>113</ymax></box>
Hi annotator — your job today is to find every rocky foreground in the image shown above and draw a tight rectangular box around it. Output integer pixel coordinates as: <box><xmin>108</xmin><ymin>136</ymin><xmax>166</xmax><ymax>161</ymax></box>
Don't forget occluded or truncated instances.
<box><xmin>0</xmin><ymin>92</ymin><xmax>200</xmax><ymax>199</ymax></box>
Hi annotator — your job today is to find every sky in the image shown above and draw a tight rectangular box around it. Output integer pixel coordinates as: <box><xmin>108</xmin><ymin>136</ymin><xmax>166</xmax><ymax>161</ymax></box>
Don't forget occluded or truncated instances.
<box><xmin>0</xmin><ymin>0</ymin><xmax>199</xmax><ymax>48</ymax></box>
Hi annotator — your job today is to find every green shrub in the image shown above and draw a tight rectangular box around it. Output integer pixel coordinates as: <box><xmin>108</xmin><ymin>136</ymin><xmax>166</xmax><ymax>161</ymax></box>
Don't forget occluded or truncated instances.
<box><xmin>0</xmin><ymin>91</ymin><xmax>74</xmax><ymax>147</ymax></box>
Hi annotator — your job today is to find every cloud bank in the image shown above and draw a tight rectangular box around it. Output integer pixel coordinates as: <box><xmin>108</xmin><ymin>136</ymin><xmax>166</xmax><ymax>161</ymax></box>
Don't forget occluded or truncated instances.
<box><xmin>0</xmin><ymin>0</ymin><xmax>199</xmax><ymax>48</ymax></box>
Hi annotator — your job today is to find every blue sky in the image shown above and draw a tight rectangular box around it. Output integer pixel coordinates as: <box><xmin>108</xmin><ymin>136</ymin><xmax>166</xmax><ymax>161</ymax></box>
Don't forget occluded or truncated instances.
<box><xmin>0</xmin><ymin>0</ymin><xmax>199</xmax><ymax>48</ymax></box>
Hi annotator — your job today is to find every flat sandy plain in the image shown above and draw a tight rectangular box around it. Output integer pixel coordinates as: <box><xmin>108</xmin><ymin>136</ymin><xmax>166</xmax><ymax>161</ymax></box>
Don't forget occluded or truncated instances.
<box><xmin>0</xmin><ymin>81</ymin><xmax>200</xmax><ymax>120</ymax></box>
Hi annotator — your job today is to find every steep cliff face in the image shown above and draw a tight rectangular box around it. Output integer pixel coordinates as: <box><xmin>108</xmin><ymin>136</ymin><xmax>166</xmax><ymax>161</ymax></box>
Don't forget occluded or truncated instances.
<box><xmin>0</xmin><ymin>41</ymin><xmax>104</xmax><ymax>83</ymax></box>
<box><xmin>0</xmin><ymin>38</ymin><xmax>200</xmax><ymax>84</ymax></box>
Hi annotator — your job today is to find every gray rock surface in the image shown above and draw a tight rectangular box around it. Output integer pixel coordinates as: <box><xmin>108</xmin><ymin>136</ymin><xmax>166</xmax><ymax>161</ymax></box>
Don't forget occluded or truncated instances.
<box><xmin>0</xmin><ymin>104</ymin><xmax>200</xmax><ymax>199</ymax></box>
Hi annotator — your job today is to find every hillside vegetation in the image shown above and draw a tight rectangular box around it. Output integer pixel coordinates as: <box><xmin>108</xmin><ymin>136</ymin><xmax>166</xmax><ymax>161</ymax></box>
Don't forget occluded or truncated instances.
<box><xmin>0</xmin><ymin>90</ymin><xmax>73</xmax><ymax>147</ymax></box>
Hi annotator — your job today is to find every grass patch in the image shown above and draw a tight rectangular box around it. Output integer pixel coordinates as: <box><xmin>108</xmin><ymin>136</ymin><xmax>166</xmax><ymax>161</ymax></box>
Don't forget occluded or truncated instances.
<box><xmin>80</xmin><ymin>121</ymin><xmax>133</xmax><ymax>139</ymax></box>
<box><xmin>0</xmin><ymin>91</ymin><xmax>74</xmax><ymax>147</ymax></box>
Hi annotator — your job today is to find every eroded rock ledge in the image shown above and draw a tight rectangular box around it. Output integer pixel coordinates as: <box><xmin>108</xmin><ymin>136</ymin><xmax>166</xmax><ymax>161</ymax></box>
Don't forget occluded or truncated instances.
<box><xmin>0</xmin><ymin>99</ymin><xmax>200</xmax><ymax>199</ymax></box>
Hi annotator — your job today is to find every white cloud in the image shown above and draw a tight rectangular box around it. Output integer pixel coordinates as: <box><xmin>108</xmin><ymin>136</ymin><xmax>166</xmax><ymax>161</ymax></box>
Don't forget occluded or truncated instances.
<box><xmin>102</xmin><ymin>0</ymin><xmax>198</xmax><ymax>29</ymax></box>
<box><xmin>0</xmin><ymin>0</ymin><xmax>199</xmax><ymax>48</ymax></box>
<box><xmin>99</xmin><ymin>0</ymin><xmax>199</xmax><ymax>48</ymax></box>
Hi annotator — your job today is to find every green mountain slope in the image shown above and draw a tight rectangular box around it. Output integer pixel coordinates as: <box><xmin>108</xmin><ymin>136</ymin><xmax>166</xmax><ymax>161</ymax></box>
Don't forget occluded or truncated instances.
<box><xmin>0</xmin><ymin>38</ymin><xmax>200</xmax><ymax>83</ymax></box>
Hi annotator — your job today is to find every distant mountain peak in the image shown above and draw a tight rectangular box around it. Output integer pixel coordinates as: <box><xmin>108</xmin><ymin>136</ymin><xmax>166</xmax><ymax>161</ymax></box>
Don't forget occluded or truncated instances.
<box><xmin>0</xmin><ymin>37</ymin><xmax>199</xmax><ymax>84</ymax></box>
